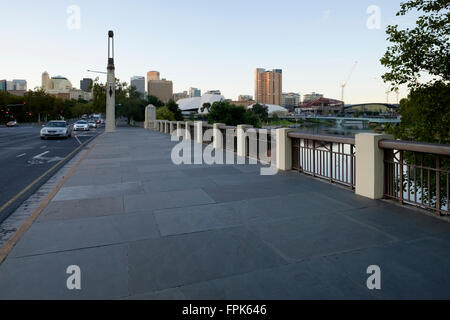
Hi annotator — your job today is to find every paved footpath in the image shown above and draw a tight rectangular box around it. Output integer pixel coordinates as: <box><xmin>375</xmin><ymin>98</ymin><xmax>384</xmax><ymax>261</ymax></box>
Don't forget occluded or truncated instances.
<box><xmin>0</xmin><ymin>127</ymin><xmax>449</xmax><ymax>299</ymax></box>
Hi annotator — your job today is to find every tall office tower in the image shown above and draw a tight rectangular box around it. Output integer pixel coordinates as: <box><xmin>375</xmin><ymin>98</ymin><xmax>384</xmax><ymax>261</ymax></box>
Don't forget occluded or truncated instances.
<box><xmin>189</xmin><ymin>87</ymin><xmax>201</xmax><ymax>98</ymax></box>
<box><xmin>254</xmin><ymin>68</ymin><xmax>282</xmax><ymax>105</ymax></box>
<box><xmin>130</xmin><ymin>76</ymin><xmax>146</xmax><ymax>97</ymax></box>
<box><xmin>12</xmin><ymin>80</ymin><xmax>27</xmax><ymax>91</ymax></box>
<box><xmin>0</xmin><ymin>80</ymin><xmax>6</xmax><ymax>91</ymax></box>
<box><xmin>42</xmin><ymin>71</ymin><xmax>51</xmax><ymax>90</ymax></box>
<box><xmin>80</xmin><ymin>78</ymin><xmax>93</xmax><ymax>92</ymax></box>
<box><xmin>148</xmin><ymin>78</ymin><xmax>173</xmax><ymax>103</ymax></box>
<box><xmin>147</xmin><ymin>71</ymin><xmax>160</xmax><ymax>82</ymax></box>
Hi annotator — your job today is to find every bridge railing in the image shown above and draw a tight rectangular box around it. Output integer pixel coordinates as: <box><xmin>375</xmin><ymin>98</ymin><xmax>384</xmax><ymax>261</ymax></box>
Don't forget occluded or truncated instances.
<box><xmin>379</xmin><ymin>140</ymin><xmax>450</xmax><ymax>216</ymax></box>
<box><xmin>288</xmin><ymin>132</ymin><xmax>355</xmax><ymax>188</ymax></box>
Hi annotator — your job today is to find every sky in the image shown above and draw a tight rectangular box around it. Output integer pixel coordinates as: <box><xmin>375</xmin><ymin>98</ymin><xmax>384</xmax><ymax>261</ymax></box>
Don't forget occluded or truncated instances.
<box><xmin>0</xmin><ymin>0</ymin><xmax>417</xmax><ymax>104</ymax></box>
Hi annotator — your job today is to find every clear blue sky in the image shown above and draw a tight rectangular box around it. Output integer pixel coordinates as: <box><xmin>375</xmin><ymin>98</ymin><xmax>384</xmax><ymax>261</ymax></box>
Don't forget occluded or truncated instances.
<box><xmin>0</xmin><ymin>0</ymin><xmax>415</xmax><ymax>104</ymax></box>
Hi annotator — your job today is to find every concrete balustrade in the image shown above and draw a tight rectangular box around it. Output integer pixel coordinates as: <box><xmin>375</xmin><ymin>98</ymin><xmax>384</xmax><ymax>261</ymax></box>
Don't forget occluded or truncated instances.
<box><xmin>275</xmin><ymin>128</ymin><xmax>295</xmax><ymax>171</ymax></box>
<box><xmin>144</xmin><ymin>116</ymin><xmax>403</xmax><ymax>201</ymax></box>
<box><xmin>195</xmin><ymin>121</ymin><xmax>203</xmax><ymax>144</ymax></box>
<box><xmin>213</xmin><ymin>123</ymin><xmax>225</xmax><ymax>149</ymax></box>
<box><xmin>355</xmin><ymin>133</ymin><xmax>393</xmax><ymax>199</ymax></box>
<box><xmin>237</xmin><ymin>125</ymin><xmax>253</xmax><ymax>159</ymax></box>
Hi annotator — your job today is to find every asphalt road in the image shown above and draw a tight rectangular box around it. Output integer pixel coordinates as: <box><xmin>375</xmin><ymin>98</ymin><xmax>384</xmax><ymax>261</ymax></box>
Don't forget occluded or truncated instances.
<box><xmin>0</xmin><ymin>124</ymin><xmax>103</xmax><ymax>222</ymax></box>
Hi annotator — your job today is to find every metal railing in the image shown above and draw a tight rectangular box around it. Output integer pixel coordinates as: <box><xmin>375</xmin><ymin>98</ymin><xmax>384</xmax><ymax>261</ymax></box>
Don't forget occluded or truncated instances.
<box><xmin>288</xmin><ymin>132</ymin><xmax>356</xmax><ymax>188</ymax></box>
<box><xmin>380</xmin><ymin>140</ymin><xmax>450</xmax><ymax>216</ymax></box>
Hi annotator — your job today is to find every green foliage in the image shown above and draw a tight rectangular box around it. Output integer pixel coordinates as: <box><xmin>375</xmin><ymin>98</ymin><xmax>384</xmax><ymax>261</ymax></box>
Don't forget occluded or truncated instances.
<box><xmin>201</xmin><ymin>103</ymin><xmax>211</xmax><ymax>113</ymax></box>
<box><xmin>250</xmin><ymin>104</ymin><xmax>269</xmax><ymax>122</ymax></box>
<box><xmin>207</xmin><ymin>101</ymin><xmax>260</xmax><ymax>127</ymax></box>
<box><xmin>381</xmin><ymin>0</ymin><xmax>450</xmax><ymax>88</ymax></box>
<box><xmin>156</xmin><ymin>106</ymin><xmax>175</xmax><ymax>121</ymax></box>
<box><xmin>166</xmin><ymin>99</ymin><xmax>183</xmax><ymax>121</ymax></box>
<box><xmin>271</xmin><ymin>113</ymin><xmax>279</xmax><ymax>121</ymax></box>
<box><xmin>147</xmin><ymin>95</ymin><xmax>164</xmax><ymax>108</ymax></box>
<box><xmin>390</xmin><ymin>81</ymin><xmax>450</xmax><ymax>144</ymax></box>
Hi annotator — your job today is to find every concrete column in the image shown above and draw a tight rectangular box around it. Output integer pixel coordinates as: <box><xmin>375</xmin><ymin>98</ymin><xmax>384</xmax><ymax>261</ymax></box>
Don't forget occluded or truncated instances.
<box><xmin>237</xmin><ymin>125</ymin><xmax>253</xmax><ymax>157</ymax></box>
<box><xmin>355</xmin><ymin>133</ymin><xmax>393</xmax><ymax>199</ymax></box>
<box><xmin>165</xmin><ymin>121</ymin><xmax>170</xmax><ymax>134</ymax></box>
<box><xmin>213</xmin><ymin>123</ymin><xmax>225</xmax><ymax>149</ymax></box>
<box><xmin>185</xmin><ymin>122</ymin><xmax>192</xmax><ymax>140</ymax></box>
<box><xmin>169</xmin><ymin>121</ymin><xmax>175</xmax><ymax>134</ymax></box>
<box><xmin>176</xmin><ymin>121</ymin><xmax>183</xmax><ymax>138</ymax></box>
<box><xmin>276</xmin><ymin>128</ymin><xmax>295</xmax><ymax>171</ymax></box>
<box><xmin>195</xmin><ymin>121</ymin><xmax>203</xmax><ymax>144</ymax></box>
<box><xmin>144</xmin><ymin>105</ymin><xmax>156</xmax><ymax>130</ymax></box>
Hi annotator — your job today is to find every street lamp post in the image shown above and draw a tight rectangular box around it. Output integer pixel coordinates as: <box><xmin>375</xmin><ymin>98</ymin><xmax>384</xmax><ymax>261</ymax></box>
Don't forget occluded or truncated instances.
<box><xmin>105</xmin><ymin>30</ymin><xmax>116</xmax><ymax>132</ymax></box>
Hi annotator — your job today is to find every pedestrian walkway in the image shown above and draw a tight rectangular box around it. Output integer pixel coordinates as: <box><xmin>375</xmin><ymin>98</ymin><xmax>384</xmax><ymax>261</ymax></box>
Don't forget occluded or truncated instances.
<box><xmin>0</xmin><ymin>127</ymin><xmax>449</xmax><ymax>299</ymax></box>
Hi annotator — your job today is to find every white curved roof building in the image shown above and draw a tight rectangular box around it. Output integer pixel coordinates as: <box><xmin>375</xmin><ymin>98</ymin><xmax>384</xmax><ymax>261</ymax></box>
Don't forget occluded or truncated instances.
<box><xmin>248</xmin><ymin>104</ymin><xmax>288</xmax><ymax>114</ymax></box>
<box><xmin>177</xmin><ymin>93</ymin><xmax>225</xmax><ymax>113</ymax></box>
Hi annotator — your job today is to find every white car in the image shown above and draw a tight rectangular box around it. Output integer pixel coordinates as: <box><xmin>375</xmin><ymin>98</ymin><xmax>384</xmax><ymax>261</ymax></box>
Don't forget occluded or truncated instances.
<box><xmin>73</xmin><ymin>120</ymin><xmax>90</xmax><ymax>131</ymax></box>
<box><xmin>40</xmin><ymin>121</ymin><xmax>71</xmax><ymax>139</ymax></box>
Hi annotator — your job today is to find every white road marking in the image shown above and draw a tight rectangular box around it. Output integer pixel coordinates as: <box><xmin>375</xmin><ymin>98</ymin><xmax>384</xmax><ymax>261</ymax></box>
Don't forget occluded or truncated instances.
<box><xmin>40</xmin><ymin>145</ymin><xmax>47</xmax><ymax>149</ymax></box>
<box><xmin>16</xmin><ymin>153</ymin><xmax>26</xmax><ymax>158</ymax></box>
<box><xmin>74</xmin><ymin>135</ymin><xmax>82</xmax><ymax>145</ymax></box>
<box><xmin>33</xmin><ymin>151</ymin><xmax>50</xmax><ymax>159</ymax></box>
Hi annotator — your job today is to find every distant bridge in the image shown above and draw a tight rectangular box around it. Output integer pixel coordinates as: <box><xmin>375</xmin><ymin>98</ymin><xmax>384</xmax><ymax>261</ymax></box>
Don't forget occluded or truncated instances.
<box><xmin>282</xmin><ymin>115</ymin><xmax>401</xmax><ymax>124</ymax></box>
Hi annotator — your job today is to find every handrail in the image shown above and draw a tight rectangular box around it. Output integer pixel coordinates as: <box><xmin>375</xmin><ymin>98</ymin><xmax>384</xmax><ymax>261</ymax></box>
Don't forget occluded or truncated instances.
<box><xmin>379</xmin><ymin>140</ymin><xmax>450</xmax><ymax>156</ymax></box>
<box><xmin>288</xmin><ymin>132</ymin><xmax>355</xmax><ymax>145</ymax></box>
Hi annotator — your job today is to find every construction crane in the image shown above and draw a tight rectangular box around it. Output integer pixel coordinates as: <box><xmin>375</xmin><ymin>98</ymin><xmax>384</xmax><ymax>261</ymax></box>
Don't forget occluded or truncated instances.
<box><xmin>340</xmin><ymin>61</ymin><xmax>358</xmax><ymax>104</ymax></box>
<box><xmin>373</xmin><ymin>77</ymin><xmax>391</xmax><ymax>103</ymax></box>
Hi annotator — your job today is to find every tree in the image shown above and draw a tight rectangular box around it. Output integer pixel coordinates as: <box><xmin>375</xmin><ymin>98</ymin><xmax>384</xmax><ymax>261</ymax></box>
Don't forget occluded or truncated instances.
<box><xmin>381</xmin><ymin>0</ymin><xmax>449</xmax><ymax>144</ymax></box>
<box><xmin>201</xmin><ymin>102</ymin><xmax>211</xmax><ymax>113</ymax></box>
<box><xmin>380</xmin><ymin>0</ymin><xmax>450</xmax><ymax>88</ymax></box>
<box><xmin>251</xmin><ymin>104</ymin><xmax>269</xmax><ymax>122</ymax></box>
<box><xmin>166</xmin><ymin>99</ymin><xmax>183</xmax><ymax>121</ymax></box>
<box><xmin>207</xmin><ymin>101</ymin><xmax>260</xmax><ymax>127</ymax></box>
<box><xmin>156</xmin><ymin>106</ymin><xmax>175</xmax><ymax>121</ymax></box>
<box><xmin>147</xmin><ymin>95</ymin><xmax>164</xmax><ymax>108</ymax></box>
<box><xmin>389</xmin><ymin>81</ymin><xmax>450</xmax><ymax>144</ymax></box>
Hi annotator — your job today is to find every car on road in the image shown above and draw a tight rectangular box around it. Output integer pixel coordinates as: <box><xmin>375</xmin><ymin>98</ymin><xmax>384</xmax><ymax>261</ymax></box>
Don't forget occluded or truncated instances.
<box><xmin>6</xmin><ymin>120</ymin><xmax>19</xmax><ymax>127</ymax></box>
<box><xmin>40</xmin><ymin>120</ymin><xmax>72</xmax><ymax>139</ymax></box>
<box><xmin>73</xmin><ymin>120</ymin><xmax>90</xmax><ymax>131</ymax></box>
<box><xmin>88</xmin><ymin>119</ymin><xmax>97</xmax><ymax>129</ymax></box>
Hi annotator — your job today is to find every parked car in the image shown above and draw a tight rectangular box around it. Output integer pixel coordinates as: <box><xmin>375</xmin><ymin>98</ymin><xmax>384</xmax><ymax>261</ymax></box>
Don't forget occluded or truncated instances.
<box><xmin>73</xmin><ymin>120</ymin><xmax>90</xmax><ymax>131</ymax></box>
<box><xmin>40</xmin><ymin>121</ymin><xmax>71</xmax><ymax>139</ymax></box>
<box><xmin>6</xmin><ymin>120</ymin><xmax>19</xmax><ymax>127</ymax></box>
<box><xmin>88</xmin><ymin>119</ymin><xmax>97</xmax><ymax>128</ymax></box>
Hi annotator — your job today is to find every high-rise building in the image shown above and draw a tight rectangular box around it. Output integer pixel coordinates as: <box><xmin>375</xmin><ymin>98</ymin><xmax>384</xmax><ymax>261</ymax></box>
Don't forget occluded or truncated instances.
<box><xmin>189</xmin><ymin>87</ymin><xmax>201</xmax><ymax>98</ymax></box>
<box><xmin>148</xmin><ymin>78</ymin><xmax>173</xmax><ymax>103</ymax></box>
<box><xmin>80</xmin><ymin>78</ymin><xmax>93</xmax><ymax>92</ymax></box>
<box><xmin>303</xmin><ymin>92</ymin><xmax>324</xmax><ymax>103</ymax></box>
<box><xmin>0</xmin><ymin>80</ymin><xmax>6</xmax><ymax>91</ymax></box>
<box><xmin>147</xmin><ymin>71</ymin><xmax>160</xmax><ymax>82</ymax></box>
<box><xmin>12</xmin><ymin>80</ymin><xmax>27</xmax><ymax>91</ymax></box>
<box><xmin>238</xmin><ymin>95</ymin><xmax>253</xmax><ymax>101</ymax></box>
<box><xmin>130</xmin><ymin>76</ymin><xmax>145</xmax><ymax>97</ymax></box>
<box><xmin>173</xmin><ymin>91</ymin><xmax>189</xmax><ymax>101</ymax></box>
<box><xmin>282</xmin><ymin>92</ymin><xmax>301</xmax><ymax>108</ymax></box>
<box><xmin>42</xmin><ymin>71</ymin><xmax>51</xmax><ymax>91</ymax></box>
<box><xmin>255</xmin><ymin>68</ymin><xmax>282</xmax><ymax>105</ymax></box>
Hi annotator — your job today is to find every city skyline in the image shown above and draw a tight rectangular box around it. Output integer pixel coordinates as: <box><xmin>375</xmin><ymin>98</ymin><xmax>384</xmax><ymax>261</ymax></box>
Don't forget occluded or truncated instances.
<box><xmin>0</xmin><ymin>1</ymin><xmax>415</xmax><ymax>104</ymax></box>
